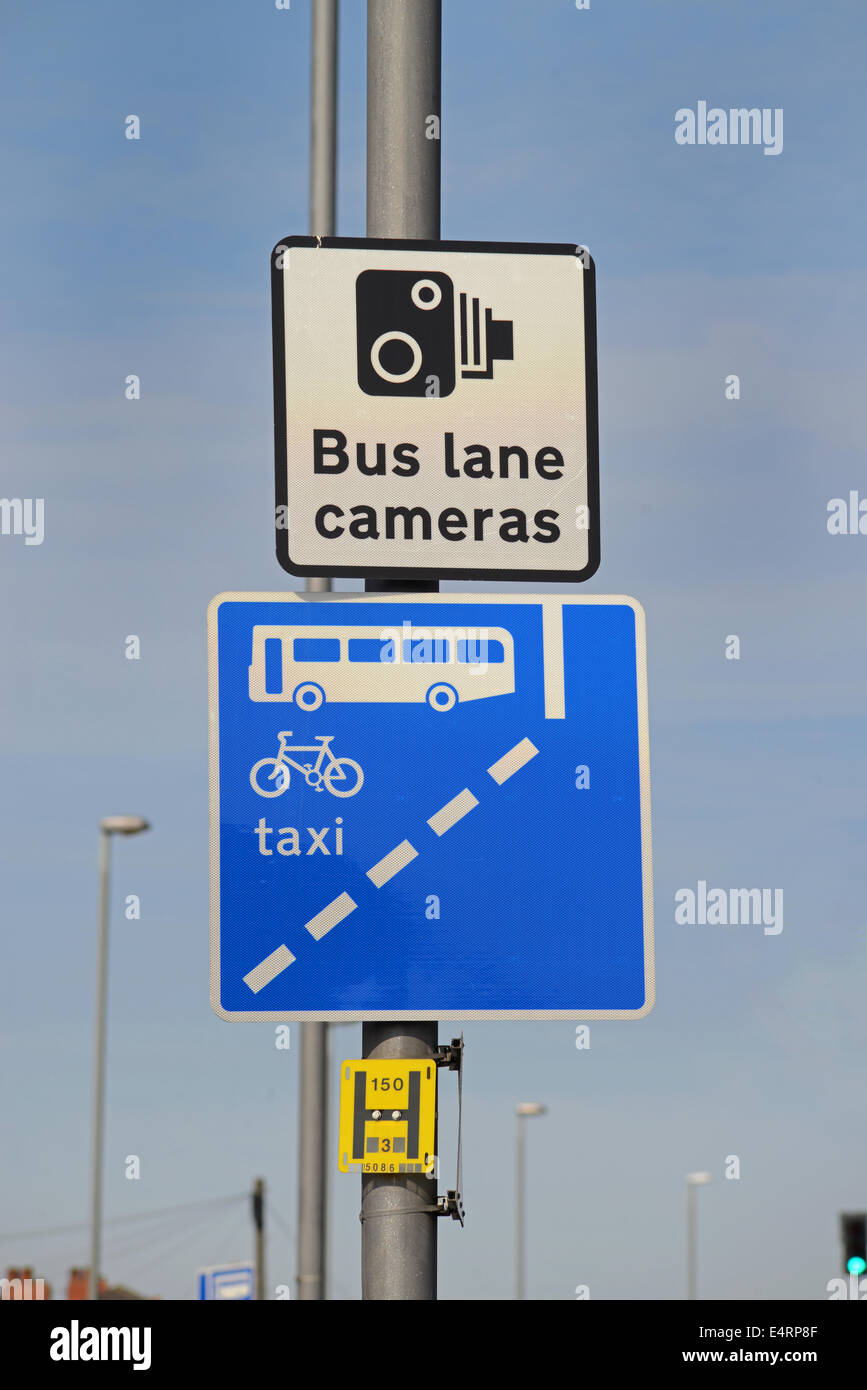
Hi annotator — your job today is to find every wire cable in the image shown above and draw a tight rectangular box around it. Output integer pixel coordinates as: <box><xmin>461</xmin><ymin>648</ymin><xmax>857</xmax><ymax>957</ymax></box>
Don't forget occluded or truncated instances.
<box><xmin>0</xmin><ymin>1191</ymin><xmax>247</xmax><ymax>1244</ymax></box>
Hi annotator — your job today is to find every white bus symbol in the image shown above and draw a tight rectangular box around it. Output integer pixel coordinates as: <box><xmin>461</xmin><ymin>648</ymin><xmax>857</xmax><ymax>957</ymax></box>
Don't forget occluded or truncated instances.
<box><xmin>248</xmin><ymin>624</ymin><xmax>515</xmax><ymax>712</ymax></box>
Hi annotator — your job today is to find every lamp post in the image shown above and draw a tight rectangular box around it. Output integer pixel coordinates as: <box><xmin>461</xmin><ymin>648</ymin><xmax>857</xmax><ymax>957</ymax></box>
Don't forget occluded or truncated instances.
<box><xmin>297</xmin><ymin>0</ymin><xmax>338</xmax><ymax>1304</ymax></box>
<box><xmin>515</xmin><ymin>1102</ymin><xmax>547</xmax><ymax>1300</ymax></box>
<box><xmin>686</xmin><ymin>1171</ymin><xmax>713</xmax><ymax>1301</ymax></box>
<box><xmin>89</xmin><ymin>815</ymin><xmax>150</xmax><ymax>1300</ymax></box>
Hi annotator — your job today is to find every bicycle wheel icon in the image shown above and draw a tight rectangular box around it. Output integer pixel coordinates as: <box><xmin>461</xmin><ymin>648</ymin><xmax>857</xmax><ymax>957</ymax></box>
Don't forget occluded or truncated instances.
<box><xmin>250</xmin><ymin>757</ymin><xmax>290</xmax><ymax>797</ymax></box>
<box><xmin>323</xmin><ymin>758</ymin><xmax>364</xmax><ymax>797</ymax></box>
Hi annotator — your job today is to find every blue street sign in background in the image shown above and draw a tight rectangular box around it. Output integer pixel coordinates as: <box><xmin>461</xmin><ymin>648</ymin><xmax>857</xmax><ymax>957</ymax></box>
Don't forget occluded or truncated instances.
<box><xmin>208</xmin><ymin>593</ymin><xmax>653</xmax><ymax>1021</ymax></box>
<box><xmin>196</xmin><ymin>1263</ymin><xmax>254</xmax><ymax>1300</ymax></box>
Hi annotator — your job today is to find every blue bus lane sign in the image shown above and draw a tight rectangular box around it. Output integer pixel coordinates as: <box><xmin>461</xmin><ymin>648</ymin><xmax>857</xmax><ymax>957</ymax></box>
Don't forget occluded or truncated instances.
<box><xmin>208</xmin><ymin>591</ymin><xmax>653</xmax><ymax>1021</ymax></box>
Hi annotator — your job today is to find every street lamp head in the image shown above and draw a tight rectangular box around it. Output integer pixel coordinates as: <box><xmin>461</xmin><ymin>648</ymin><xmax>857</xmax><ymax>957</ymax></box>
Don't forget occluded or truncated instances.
<box><xmin>516</xmin><ymin>1102</ymin><xmax>547</xmax><ymax>1117</ymax></box>
<box><xmin>686</xmin><ymin>1171</ymin><xmax>713</xmax><ymax>1186</ymax></box>
<box><xmin>100</xmin><ymin>815</ymin><xmax>151</xmax><ymax>836</ymax></box>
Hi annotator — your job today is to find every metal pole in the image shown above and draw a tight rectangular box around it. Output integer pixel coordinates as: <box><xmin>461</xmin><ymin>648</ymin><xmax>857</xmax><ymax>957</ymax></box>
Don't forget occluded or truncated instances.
<box><xmin>361</xmin><ymin>1023</ymin><xmax>438</xmax><ymax>1301</ymax></box>
<box><xmin>515</xmin><ymin>1113</ymin><xmax>525</xmax><ymax>1301</ymax></box>
<box><xmin>310</xmin><ymin>0</ymin><xmax>338</xmax><ymax>238</ymax></box>
<box><xmin>253</xmin><ymin>1177</ymin><xmax>266</xmax><ymax>1300</ymax></box>
<box><xmin>297</xmin><ymin>0</ymin><xmax>338</xmax><ymax>1304</ymax></box>
<box><xmin>686</xmin><ymin>1182</ymin><xmax>696</xmax><ymax>1300</ymax></box>
<box><xmin>297</xmin><ymin>1025</ymin><xmax>328</xmax><ymax>1299</ymax></box>
<box><xmin>367</xmin><ymin>0</ymin><xmax>441</xmax><ymax>241</ymax></box>
<box><xmin>88</xmin><ymin>830</ymin><xmax>111</xmax><ymax>1301</ymax></box>
<box><xmin>361</xmin><ymin>0</ymin><xmax>442</xmax><ymax>1301</ymax></box>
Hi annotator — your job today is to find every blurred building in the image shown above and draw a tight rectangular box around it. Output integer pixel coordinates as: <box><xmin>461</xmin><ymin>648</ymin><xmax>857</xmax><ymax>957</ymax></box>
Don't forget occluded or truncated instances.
<box><xmin>66</xmin><ymin>1267</ymin><xmax>156</xmax><ymax>1300</ymax></box>
<box><xmin>1</xmin><ymin>1265</ymin><xmax>156</xmax><ymax>1300</ymax></box>
<box><xmin>2</xmin><ymin>1267</ymin><xmax>51</xmax><ymax>1299</ymax></box>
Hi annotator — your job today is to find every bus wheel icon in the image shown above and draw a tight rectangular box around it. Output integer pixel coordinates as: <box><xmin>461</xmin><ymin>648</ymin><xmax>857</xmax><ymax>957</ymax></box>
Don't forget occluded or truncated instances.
<box><xmin>427</xmin><ymin>683</ymin><xmax>457</xmax><ymax>712</ymax></box>
<box><xmin>294</xmin><ymin>682</ymin><xmax>325</xmax><ymax>711</ymax></box>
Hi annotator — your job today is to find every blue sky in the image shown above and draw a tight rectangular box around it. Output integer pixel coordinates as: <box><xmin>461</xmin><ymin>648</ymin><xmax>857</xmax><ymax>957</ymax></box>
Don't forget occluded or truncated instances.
<box><xmin>1</xmin><ymin>0</ymin><xmax>866</xmax><ymax>1300</ymax></box>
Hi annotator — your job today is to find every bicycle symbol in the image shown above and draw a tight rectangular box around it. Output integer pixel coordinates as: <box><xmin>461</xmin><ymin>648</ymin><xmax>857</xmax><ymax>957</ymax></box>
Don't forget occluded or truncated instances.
<box><xmin>249</xmin><ymin>731</ymin><xmax>364</xmax><ymax>799</ymax></box>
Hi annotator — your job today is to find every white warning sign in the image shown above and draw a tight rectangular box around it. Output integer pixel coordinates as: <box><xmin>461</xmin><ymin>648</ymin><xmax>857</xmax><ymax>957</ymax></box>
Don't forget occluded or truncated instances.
<box><xmin>271</xmin><ymin>237</ymin><xmax>599</xmax><ymax>583</ymax></box>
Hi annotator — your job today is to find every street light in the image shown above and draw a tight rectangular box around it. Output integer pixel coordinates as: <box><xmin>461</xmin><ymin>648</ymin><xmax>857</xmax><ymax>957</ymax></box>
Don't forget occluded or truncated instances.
<box><xmin>515</xmin><ymin>1102</ymin><xmax>547</xmax><ymax>1300</ymax></box>
<box><xmin>686</xmin><ymin>1171</ymin><xmax>713</xmax><ymax>1301</ymax></box>
<box><xmin>89</xmin><ymin>815</ymin><xmax>150</xmax><ymax>1300</ymax></box>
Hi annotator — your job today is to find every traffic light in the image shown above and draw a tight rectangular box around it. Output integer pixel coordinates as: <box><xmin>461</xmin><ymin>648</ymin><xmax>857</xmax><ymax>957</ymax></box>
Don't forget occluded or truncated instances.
<box><xmin>840</xmin><ymin>1213</ymin><xmax>867</xmax><ymax>1277</ymax></box>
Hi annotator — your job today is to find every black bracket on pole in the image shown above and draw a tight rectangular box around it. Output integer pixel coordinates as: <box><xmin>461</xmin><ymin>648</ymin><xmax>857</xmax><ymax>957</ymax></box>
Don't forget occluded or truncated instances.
<box><xmin>432</xmin><ymin>1035</ymin><xmax>464</xmax><ymax>1225</ymax></box>
<box><xmin>435</xmin><ymin>1191</ymin><xmax>465</xmax><ymax>1222</ymax></box>
<box><xmin>432</xmin><ymin>1036</ymin><xmax>463</xmax><ymax>1070</ymax></box>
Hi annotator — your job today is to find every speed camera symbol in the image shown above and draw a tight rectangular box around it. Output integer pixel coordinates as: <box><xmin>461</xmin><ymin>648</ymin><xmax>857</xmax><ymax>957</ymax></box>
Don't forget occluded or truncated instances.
<box><xmin>355</xmin><ymin>269</ymin><xmax>513</xmax><ymax>398</ymax></box>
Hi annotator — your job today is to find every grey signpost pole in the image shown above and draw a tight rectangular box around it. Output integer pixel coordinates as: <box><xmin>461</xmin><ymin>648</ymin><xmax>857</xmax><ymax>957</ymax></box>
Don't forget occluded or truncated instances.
<box><xmin>309</xmin><ymin>0</ymin><xmax>337</xmax><ymax>240</ymax></box>
<box><xmin>88</xmin><ymin>828</ymin><xmax>112</xmax><ymax>1302</ymax></box>
<box><xmin>297</xmin><ymin>0</ymin><xmax>338</xmax><ymax>1305</ymax></box>
<box><xmin>686</xmin><ymin>1171</ymin><xmax>712</xmax><ymax>1300</ymax></box>
<box><xmin>686</xmin><ymin>1180</ymin><xmax>696</xmax><ymax>1300</ymax></box>
<box><xmin>515</xmin><ymin>1103</ymin><xmax>546</xmax><ymax>1300</ymax></box>
<box><xmin>515</xmin><ymin>1110</ymin><xmax>526</xmax><ymax>1301</ymax></box>
<box><xmin>361</xmin><ymin>0</ymin><xmax>442</xmax><ymax>1301</ymax></box>
<box><xmin>89</xmin><ymin>816</ymin><xmax>149</xmax><ymax>1301</ymax></box>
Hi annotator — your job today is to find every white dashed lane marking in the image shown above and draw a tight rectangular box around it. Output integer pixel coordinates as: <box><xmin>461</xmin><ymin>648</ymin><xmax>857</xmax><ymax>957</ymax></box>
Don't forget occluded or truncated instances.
<box><xmin>487</xmin><ymin>737</ymin><xmax>539</xmax><ymax>785</ymax></box>
<box><xmin>304</xmin><ymin>891</ymin><xmax>357</xmax><ymax>941</ymax></box>
<box><xmin>243</xmin><ymin>943</ymin><xmax>295</xmax><ymax>993</ymax></box>
<box><xmin>367</xmin><ymin>840</ymin><xmax>418</xmax><ymax>887</ymax></box>
<box><xmin>427</xmin><ymin>788</ymin><xmax>479</xmax><ymax>836</ymax></box>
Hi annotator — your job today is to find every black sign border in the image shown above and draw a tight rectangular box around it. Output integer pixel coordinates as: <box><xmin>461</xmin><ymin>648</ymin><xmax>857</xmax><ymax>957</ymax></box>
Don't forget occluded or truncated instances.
<box><xmin>271</xmin><ymin>236</ymin><xmax>600</xmax><ymax>583</ymax></box>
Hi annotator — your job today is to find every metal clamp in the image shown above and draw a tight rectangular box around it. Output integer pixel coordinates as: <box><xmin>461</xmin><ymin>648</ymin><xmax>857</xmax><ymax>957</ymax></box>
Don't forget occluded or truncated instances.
<box><xmin>436</xmin><ymin>1035</ymin><xmax>465</xmax><ymax>1225</ymax></box>
<box><xmin>432</xmin><ymin>1036</ymin><xmax>463</xmax><ymax>1070</ymax></box>
<box><xmin>436</xmin><ymin>1190</ymin><xmax>465</xmax><ymax>1223</ymax></box>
